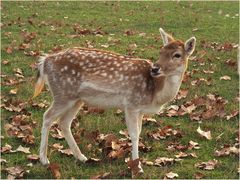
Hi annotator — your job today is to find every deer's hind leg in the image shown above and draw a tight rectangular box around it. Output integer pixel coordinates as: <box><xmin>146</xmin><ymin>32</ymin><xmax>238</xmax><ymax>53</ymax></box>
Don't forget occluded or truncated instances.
<box><xmin>40</xmin><ymin>100</ymin><xmax>74</xmax><ymax>165</ymax></box>
<box><xmin>58</xmin><ymin>100</ymin><xmax>88</xmax><ymax>162</ymax></box>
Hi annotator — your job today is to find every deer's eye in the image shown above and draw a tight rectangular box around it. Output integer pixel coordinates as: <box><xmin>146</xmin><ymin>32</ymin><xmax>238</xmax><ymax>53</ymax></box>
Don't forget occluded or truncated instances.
<box><xmin>173</xmin><ymin>53</ymin><xmax>181</xmax><ymax>59</ymax></box>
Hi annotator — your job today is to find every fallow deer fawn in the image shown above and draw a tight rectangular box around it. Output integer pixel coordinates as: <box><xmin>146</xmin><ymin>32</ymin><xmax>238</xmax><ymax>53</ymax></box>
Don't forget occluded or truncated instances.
<box><xmin>33</xmin><ymin>28</ymin><xmax>196</xmax><ymax>173</ymax></box>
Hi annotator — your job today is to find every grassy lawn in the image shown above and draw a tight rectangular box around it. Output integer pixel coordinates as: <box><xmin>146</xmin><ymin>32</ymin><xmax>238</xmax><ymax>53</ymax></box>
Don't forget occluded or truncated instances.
<box><xmin>1</xmin><ymin>1</ymin><xmax>239</xmax><ymax>179</ymax></box>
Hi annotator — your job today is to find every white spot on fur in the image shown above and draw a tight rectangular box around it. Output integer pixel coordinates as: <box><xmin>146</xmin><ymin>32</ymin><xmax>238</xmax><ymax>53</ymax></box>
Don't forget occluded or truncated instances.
<box><xmin>67</xmin><ymin>77</ymin><xmax>71</xmax><ymax>83</ymax></box>
<box><xmin>64</xmin><ymin>66</ymin><xmax>68</xmax><ymax>70</ymax></box>
<box><xmin>119</xmin><ymin>74</ymin><xmax>124</xmax><ymax>81</ymax></box>
<box><xmin>72</xmin><ymin>69</ymin><xmax>76</xmax><ymax>74</ymax></box>
<box><xmin>101</xmin><ymin>73</ymin><xmax>107</xmax><ymax>77</ymax></box>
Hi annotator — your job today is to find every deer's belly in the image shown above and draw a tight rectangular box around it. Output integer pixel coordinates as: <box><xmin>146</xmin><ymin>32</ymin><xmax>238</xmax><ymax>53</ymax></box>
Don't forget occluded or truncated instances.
<box><xmin>140</xmin><ymin>104</ymin><xmax>163</xmax><ymax>114</ymax></box>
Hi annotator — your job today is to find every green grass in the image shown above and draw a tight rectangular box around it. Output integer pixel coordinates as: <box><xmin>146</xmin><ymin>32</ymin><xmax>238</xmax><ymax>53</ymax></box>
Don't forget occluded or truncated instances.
<box><xmin>1</xmin><ymin>1</ymin><xmax>239</xmax><ymax>179</ymax></box>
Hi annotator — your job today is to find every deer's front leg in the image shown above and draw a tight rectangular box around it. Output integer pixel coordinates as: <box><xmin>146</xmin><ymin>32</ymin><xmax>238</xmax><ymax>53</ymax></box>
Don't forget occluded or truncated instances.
<box><xmin>125</xmin><ymin>108</ymin><xmax>143</xmax><ymax>173</ymax></box>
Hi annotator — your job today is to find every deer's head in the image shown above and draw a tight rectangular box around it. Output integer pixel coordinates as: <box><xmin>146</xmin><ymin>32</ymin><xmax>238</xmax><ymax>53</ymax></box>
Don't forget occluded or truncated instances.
<box><xmin>151</xmin><ymin>28</ymin><xmax>196</xmax><ymax>77</ymax></box>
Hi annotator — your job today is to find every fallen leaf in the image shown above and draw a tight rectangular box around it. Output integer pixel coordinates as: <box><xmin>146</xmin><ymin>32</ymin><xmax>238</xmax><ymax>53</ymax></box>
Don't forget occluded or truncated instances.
<box><xmin>143</xmin><ymin>117</ymin><xmax>157</xmax><ymax>124</ymax></box>
<box><xmin>195</xmin><ymin>159</ymin><xmax>218</xmax><ymax>170</ymax></box>
<box><xmin>226</xmin><ymin>110</ymin><xmax>239</xmax><ymax>120</ymax></box>
<box><xmin>127</xmin><ymin>158</ymin><xmax>141</xmax><ymax>177</ymax></box>
<box><xmin>27</xmin><ymin>154</ymin><xmax>39</xmax><ymax>162</ymax></box>
<box><xmin>52</xmin><ymin>143</ymin><xmax>64</xmax><ymax>150</ymax></box>
<box><xmin>27</xmin><ymin>163</ymin><xmax>33</xmax><ymax>167</ymax></box>
<box><xmin>142</xmin><ymin>159</ymin><xmax>154</xmax><ymax>166</ymax></box>
<box><xmin>22</xmin><ymin>134</ymin><xmax>35</xmax><ymax>144</ymax></box>
<box><xmin>197</xmin><ymin>126</ymin><xmax>212</xmax><ymax>140</ymax></box>
<box><xmin>220</xmin><ymin>75</ymin><xmax>231</xmax><ymax>80</ymax></box>
<box><xmin>175</xmin><ymin>89</ymin><xmax>188</xmax><ymax>100</ymax></box>
<box><xmin>107</xmin><ymin>148</ymin><xmax>125</xmax><ymax>159</ymax></box>
<box><xmin>90</xmin><ymin>172</ymin><xmax>111</xmax><ymax>179</ymax></box>
<box><xmin>1</xmin><ymin>143</ymin><xmax>13</xmax><ymax>153</ymax></box>
<box><xmin>85</xmin><ymin>157</ymin><xmax>101</xmax><ymax>164</ymax></box>
<box><xmin>119</xmin><ymin>129</ymin><xmax>129</xmax><ymax>138</ymax></box>
<box><xmin>58</xmin><ymin>148</ymin><xmax>73</xmax><ymax>156</ymax></box>
<box><xmin>51</xmin><ymin>128</ymin><xmax>64</xmax><ymax>139</ymax></box>
<box><xmin>194</xmin><ymin>172</ymin><xmax>205</xmax><ymax>179</ymax></box>
<box><xmin>16</xmin><ymin>145</ymin><xmax>31</xmax><ymax>154</ymax></box>
<box><xmin>9</xmin><ymin>88</ymin><xmax>18</xmax><ymax>95</ymax></box>
<box><xmin>224</xmin><ymin>59</ymin><xmax>237</xmax><ymax>67</ymax></box>
<box><xmin>174</xmin><ymin>152</ymin><xmax>188</xmax><ymax>158</ymax></box>
<box><xmin>5</xmin><ymin>46</ymin><xmax>13</xmax><ymax>54</ymax></box>
<box><xmin>0</xmin><ymin>158</ymin><xmax>7</xmax><ymax>164</ymax></box>
<box><xmin>164</xmin><ymin>171</ymin><xmax>179</xmax><ymax>179</ymax></box>
<box><xmin>2</xmin><ymin>60</ymin><xmax>9</xmax><ymax>65</ymax></box>
<box><xmin>188</xmin><ymin>140</ymin><xmax>200</xmax><ymax>150</ymax></box>
<box><xmin>115</xmin><ymin>109</ymin><xmax>123</xmax><ymax>115</ymax></box>
<box><xmin>188</xmin><ymin>141</ymin><xmax>200</xmax><ymax>150</ymax></box>
<box><xmin>154</xmin><ymin>157</ymin><xmax>175</xmax><ymax>166</ymax></box>
<box><xmin>48</xmin><ymin>163</ymin><xmax>61</xmax><ymax>179</ymax></box>
<box><xmin>203</xmin><ymin>69</ymin><xmax>214</xmax><ymax>74</ymax></box>
<box><xmin>4</xmin><ymin>166</ymin><xmax>25</xmax><ymax>178</ymax></box>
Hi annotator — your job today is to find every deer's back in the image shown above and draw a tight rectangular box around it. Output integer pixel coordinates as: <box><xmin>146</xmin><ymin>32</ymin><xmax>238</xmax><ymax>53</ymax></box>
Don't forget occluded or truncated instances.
<box><xmin>43</xmin><ymin>48</ymin><xmax>154</xmax><ymax>108</ymax></box>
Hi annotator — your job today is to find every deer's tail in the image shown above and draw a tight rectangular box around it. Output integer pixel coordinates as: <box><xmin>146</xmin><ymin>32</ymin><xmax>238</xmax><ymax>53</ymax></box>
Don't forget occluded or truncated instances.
<box><xmin>32</xmin><ymin>56</ymin><xmax>47</xmax><ymax>98</ymax></box>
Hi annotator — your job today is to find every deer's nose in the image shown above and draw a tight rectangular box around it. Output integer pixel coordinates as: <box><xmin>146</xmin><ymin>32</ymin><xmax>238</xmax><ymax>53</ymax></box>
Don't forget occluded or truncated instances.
<box><xmin>150</xmin><ymin>64</ymin><xmax>162</xmax><ymax>77</ymax></box>
<box><xmin>152</xmin><ymin>66</ymin><xmax>160</xmax><ymax>73</ymax></box>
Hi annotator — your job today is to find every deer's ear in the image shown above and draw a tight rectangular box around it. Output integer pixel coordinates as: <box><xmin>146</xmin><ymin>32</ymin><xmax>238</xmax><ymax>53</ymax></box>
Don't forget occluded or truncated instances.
<box><xmin>159</xmin><ymin>28</ymin><xmax>174</xmax><ymax>46</ymax></box>
<box><xmin>184</xmin><ymin>37</ymin><xmax>196</xmax><ymax>56</ymax></box>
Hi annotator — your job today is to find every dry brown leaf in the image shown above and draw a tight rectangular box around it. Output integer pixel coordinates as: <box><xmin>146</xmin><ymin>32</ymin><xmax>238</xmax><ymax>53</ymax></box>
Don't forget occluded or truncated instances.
<box><xmin>194</xmin><ymin>172</ymin><xmax>205</xmax><ymax>179</ymax></box>
<box><xmin>58</xmin><ymin>148</ymin><xmax>73</xmax><ymax>156</ymax></box>
<box><xmin>226</xmin><ymin>110</ymin><xmax>239</xmax><ymax>120</ymax></box>
<box><xmin>107</xmin><ymin>148</ymin><xmax>125</xmax><ymax>159</ymax></box>
<box><xmin>220</xmin><ymin>75</ymin><xmax>231</xmax><ymax>80</ymax></box>
<box><xmin>85</xmin><ymin>157</ymin><xmax>101</xmax><ymax>164</ymax></box>
<box><xmin>195</xmin><ymin>159</ymin><xmax>218</xmax><ymax>170</ymax></box>
<box><xmin>27</xmin><ymin>154</ymin><xmax>39</xmax><ymax>162</ymax></box>
<box><xmin>2</xmin><ymin>60</ymin><xmax>9</xmax><ymax>65</ymax></box>
<box><xmin>22</xmin><ymin>134</ymin><xmax>35</xmax><ymax>144</ymax></box>
<box><xmin>119</xmin><ymin>129</ymin><xmax>129</xmax><ymax>138</ymax></box>
<box><xmin>48</xmin><ymin>163</ymin><xmax>61</xmax><ymax>179</ymax></box>
<box><xmin>115</xmin><ymin>109</ymin><xmax>123</xmax><ymax>115</ymax></box>
<box><xmin>4</xmin><ymin>166</ymin><xmax>25</xmax><ymax>178</ymax></box>
<box><xmin>188</xmin><ymin>140</ymin><xmax>200</xmax><ymax>150</ymax></box>
<box><xmin>176</xmin><ymin>89</ymin><xmax>188</xmax><ymax>100</ymax></box>
<box><xmin>0</xmin><ymin>158</ymin><xmax>7</xmax><ymax>164</ymax></box>
<box><xmin>154</xmin><ymin>157</ymin><xmax>175</xmax><ymax>166</ymax></box>
<box><xmin>16</xmin><ymin>145</ymin><xmax>31</xmax><ymax>154</ymax></box>
<box><xmin>181</xmin><ymin>104</ymin><xmax>197</xmax><ymax>114</ymax></box>
<box><xmin>127</xmin><ymin>158</ymin><xmax>141</xmax><ymax>177</ymax></box>
<box><xmin>142</xmin><ymin>159</ymin><xmax>154</xmax><ymax>166</ymax></box>
<box><xmin>90</xmin><ymin>172</ymin><xmax>111</xmax><ymax>179</ymax></box>
<box><xmin>5</xmin><ymin>46</ymin><xmax>13</xmax><ymax>54</ymax></box>
<box><xmin>51</xmin><ymin>129</ymin><xmax>64</xmax><ymax>139</ymax></box>
<box><xmin>52</xmin><ymin>143</ymin><xmax>64</xmax><ymax>150</ymax></box>
<box><xmin>143</xmin><ymin>117</ymin><xmax>157</xmax><ymax>124</ymax></box>
<box><xmin>9</xmin><ymin>88</ymin><xmax>18</xmax><ymax>95</ymax></box>
<box><xmin>164</xmin><ymin>171</ymin><xmax>179</xmax><ymax>179</ymax></box>
<box><xmin>197</xmin><ymin>126</ymin><xmax>212</xmax><ymax>140</ymax></box>
<box><xmin>1</xmin><ymin>143</ymin><xmax>13</xmax><ymax>153</ymax></box>
<box><xmin>174</xmin><ymin>152</ymin><xmax>188</xmax><ymax>158</ymax></box>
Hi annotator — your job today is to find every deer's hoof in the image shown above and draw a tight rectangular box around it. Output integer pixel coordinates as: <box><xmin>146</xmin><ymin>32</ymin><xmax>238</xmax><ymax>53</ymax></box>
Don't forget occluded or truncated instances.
<box><xmin>78</xmin><ymin>154</ymin><xmax>88</xmax><ymax>162</ymax></box>
<box><xmin>40</xmin><ymin>156</ymin><xmax>50</xmax><ymax>166</ymax></box>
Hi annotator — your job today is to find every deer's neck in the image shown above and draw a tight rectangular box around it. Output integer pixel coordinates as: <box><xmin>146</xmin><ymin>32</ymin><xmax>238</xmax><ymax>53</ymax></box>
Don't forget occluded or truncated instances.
<box><xmin>154</xmin><ymin>73</ymin><xmax>184</xmax><ymax>105</ymax></box>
